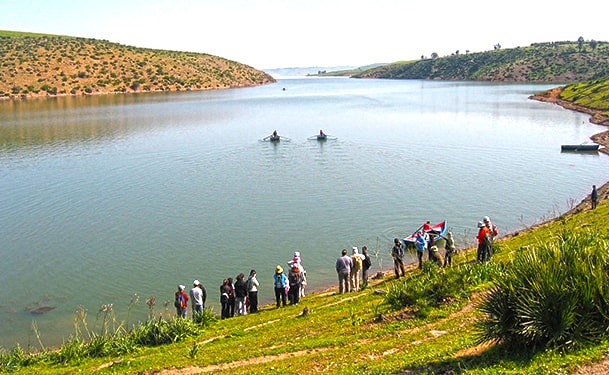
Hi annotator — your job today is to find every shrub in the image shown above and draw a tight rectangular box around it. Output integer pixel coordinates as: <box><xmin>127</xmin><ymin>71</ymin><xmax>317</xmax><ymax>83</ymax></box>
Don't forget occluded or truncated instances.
<box><xmin>385</xmin><ymin>260</ymin><xmax>504</xmax><ymax>316</ymax></box>
<box><xmin>477</xmin><ymin>228</ymin><xmax>609</xmax><ymax>350</ymax></box>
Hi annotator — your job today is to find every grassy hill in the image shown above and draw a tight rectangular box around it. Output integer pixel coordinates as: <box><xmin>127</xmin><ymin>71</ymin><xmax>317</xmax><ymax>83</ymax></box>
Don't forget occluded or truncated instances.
<box><xmin>352</xmin><ymin>40</ymin><xmax>609</xmax><ymax>82</ymax></box>
<box><xmin>0</xmin><ymin>30</ymin><xmax>274</xmax><ymax>99</ymax></box>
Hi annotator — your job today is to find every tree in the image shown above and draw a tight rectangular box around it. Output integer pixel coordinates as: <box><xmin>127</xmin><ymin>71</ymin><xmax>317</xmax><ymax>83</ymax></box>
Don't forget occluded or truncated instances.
<box><xmin>578</xmin><ymin>36</ymin><xmax>585</xmax><ymax>52</ymax></box>
<box><xmin>431</xmin><ymin>52</ymin><xmax>439</xmax><ymax>59</ymax></box>
<box><xmin>590</xmin><ymin>39</ymin><xmax>598</xmax><ymax>50</ymax></box>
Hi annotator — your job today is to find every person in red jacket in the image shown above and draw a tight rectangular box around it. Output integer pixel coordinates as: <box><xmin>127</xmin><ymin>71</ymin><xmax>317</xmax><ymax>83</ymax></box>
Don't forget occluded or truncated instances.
<box><xmin>476</xmin><ymin>221</ymin><xmax>492</xmax><ymax>262</ymax></box>
<box><xmin>174</xmin><ymin>284</ymin><xmax>189</xmax><ymax>318</ymax></box>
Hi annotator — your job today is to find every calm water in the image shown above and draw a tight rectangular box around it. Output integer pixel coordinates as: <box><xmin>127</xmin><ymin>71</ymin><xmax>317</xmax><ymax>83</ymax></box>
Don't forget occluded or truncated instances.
<box><xmin>1</xmin><ymin>78</ymin><xmax>608</xmax><ymax>349</ymax></box>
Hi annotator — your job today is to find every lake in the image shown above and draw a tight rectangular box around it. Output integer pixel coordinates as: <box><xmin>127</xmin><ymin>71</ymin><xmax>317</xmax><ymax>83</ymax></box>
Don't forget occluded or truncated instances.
<box><xmin>1</xmin><ymin>77</ymin><xmax>607</xmax><ymax>349</ymax></box>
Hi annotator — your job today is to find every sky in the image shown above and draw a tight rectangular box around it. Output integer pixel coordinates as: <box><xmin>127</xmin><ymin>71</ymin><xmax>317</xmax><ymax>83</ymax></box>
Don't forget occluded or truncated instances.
<box><xmin>1</xmin><ymin>0</ymin><xmax>608</xmax><ymax>70</ymax></box>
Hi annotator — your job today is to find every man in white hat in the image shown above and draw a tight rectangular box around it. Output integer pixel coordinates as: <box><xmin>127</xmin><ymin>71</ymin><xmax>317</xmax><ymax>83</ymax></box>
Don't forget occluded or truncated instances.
<box><xmin>189</xmin><ymin>280</ymin><xmax>207</xmax><ymax>318</ymax></box>
<box><xmin>350</xmin><ymin>247</ymin><xmax>364</xmax><ymax>292</ymax></box>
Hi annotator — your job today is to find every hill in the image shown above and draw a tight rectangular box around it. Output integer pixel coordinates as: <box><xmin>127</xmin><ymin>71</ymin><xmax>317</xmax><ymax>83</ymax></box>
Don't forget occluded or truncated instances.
<box><xmin>352</xmin><ymin>40</ymin><xmax>609</xmax><ymax>82</ymax></box>
<box><xmin>0</xmin><ymin>30</ymin><xmax>275</xmax><ymax>100</ymax></box>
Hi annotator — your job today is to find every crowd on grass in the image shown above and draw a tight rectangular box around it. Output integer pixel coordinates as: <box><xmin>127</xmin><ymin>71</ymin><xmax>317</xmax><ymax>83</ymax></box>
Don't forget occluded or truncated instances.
<box><xmin>173</xmin><ymin>217</ymin><xmax>500</xmax><ymax>319</ymax></box>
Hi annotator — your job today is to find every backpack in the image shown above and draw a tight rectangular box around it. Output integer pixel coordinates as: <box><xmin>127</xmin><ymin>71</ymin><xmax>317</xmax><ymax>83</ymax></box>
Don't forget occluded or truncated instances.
<box><xmin>274</xmin><ymin>273</ymin><xmax>284</xmax><ymax>288</ymax></box>
<box><xmin>174</xmin><ymin>293</ymin><xmax>186</xmax><ymax>309</ymax></box>
<box><xmin>352</xmin><ymin>255</ymin><xmax>363</xmax><ymax>270</ymax></box>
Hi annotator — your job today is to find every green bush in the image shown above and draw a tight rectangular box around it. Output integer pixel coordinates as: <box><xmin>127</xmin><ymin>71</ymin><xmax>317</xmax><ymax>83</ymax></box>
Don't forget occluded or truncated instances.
<box><xmin>385</xmin><ymin>260</ymin><xmax>504</xmax><ymax>316</ymax></box>
<box><xmin>477</xmin><ymin>228</ymin><xmax>609</xmax><ymax>350</ymax></box>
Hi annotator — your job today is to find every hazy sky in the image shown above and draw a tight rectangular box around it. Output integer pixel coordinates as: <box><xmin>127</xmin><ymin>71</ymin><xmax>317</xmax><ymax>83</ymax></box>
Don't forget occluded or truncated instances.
<box><xmin>1</xmin><ymin>0</ymin><xmax>607</xmax><ymax>69</ymax></box>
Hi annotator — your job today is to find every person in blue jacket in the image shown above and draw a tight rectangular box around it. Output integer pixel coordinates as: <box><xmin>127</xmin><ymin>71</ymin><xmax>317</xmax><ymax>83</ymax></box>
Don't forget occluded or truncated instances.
<box><xmin>415</xmin><ymin>232</ymin><xmax>428</xmax><ymax>269</ymax></box>
<box><xmin>273</xmin><ymin>265</ymin><xmax>288</xmax><ymax>307</ymax></box>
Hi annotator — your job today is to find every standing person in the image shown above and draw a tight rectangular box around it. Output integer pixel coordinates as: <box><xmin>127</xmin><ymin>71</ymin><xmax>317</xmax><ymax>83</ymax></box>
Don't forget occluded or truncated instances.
<box><xmin>234</xmin><ymin>273</ymin><xmax>248</xmax><ymax>316</ymax></box>
<box><xmin>335</xmin><ymin>249</ymin><xmax>353</xmax><ymax>294</ymax></box>
<box><xmin>483</xmin><ymin>216</ymin><xmax>498</xmax><ymax>260</ymax></box>
<box><xmin>174</xmin><ymin>285</ymin><xmax>188</xmax><ymax>318</ymax></box>
<box><xmin>227</xmin><ymin>277</ymin><xmax>236</xmax><ymax>317</ymax></box>
<box><xmin>246</xmin><ymin>270</ymin><xmax>259</xmax><ymax>313</ymax></box>
<box><xmin>391</xmin><ymin>238</ymin><xmax>406</xmax><ymax>278</ymax></box>
<box><xmin>477</xmin><ymin>221</ymin><xmax>492</xmax><ymax>262</ymax></box>
<box><xmin>591</xmin><ymin>185</ymin><xmax>599</xmax><ymax>209</ymax></box>
<box><xmin>350</xmin><ymin>247</ymin><xmax>364</xmax><ymax>291</ymax></box>
<box><xmin>288</xmin><ymin>264</ymin><xmax>304</xmax><ymax>305</ymax></box>
<box><xmin>274</xmin><ymin>265</ymin><xmax>288</xmax><ymax>307</ymax></box>
<box><xmin>220</xmin><ymin>279</ymin><xmax>231</xmax><ymax>319</ymax></box>
<box><xmin>443</xmin><ymin>231</ymin><xmax>456</xmax><ymax>267</ymax></box>
<box><xmin>427</xmin><ymin>234</ymin><xmax>436</xmax><ymax>263</ymax></box>
<box><xmin>361</xmin><ymin>246</ymin><xmax>372</xmax><ymax>287</ymax></box>
<box><xmin>415</xmin><ymin>232</ymin><xmax>427</xmax><ymax>270</ymax></box>
<box><xmin>189</xmin><ymin>280</ymin><xmax>207</xmax><ymax>317</ymax></box>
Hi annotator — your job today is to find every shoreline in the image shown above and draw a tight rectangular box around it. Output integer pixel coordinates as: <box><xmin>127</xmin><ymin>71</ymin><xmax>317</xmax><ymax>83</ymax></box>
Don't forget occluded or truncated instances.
<box><xmin>528</xmin><ymin>87</ymin><xmax>609</xmax><ymax>215</ymax></box>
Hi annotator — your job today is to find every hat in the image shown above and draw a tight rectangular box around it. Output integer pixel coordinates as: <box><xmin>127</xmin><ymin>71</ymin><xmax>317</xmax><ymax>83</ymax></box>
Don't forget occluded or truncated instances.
<box><xmin>483</xmin><ymin>216</ymin><xmax>490</xmax><ymax>223</ymax></box>
<box><xmin>477</xmin><ymin>221</ymin><xmax>484</xmax><ymax>228</ymax></box>
<box><xmin>193</xmin><ymin>280</ymin><xmax>200</xmax><ymax>286</ymax></box>
<box><xmin>178</xmin><ymin>284</ymin><xmax>185</xmax><ymax>290</ymax></box>
<box><xmin>276</xmin><ymin>265</ymin><xmax>283</xmax><ymax>273</ymax></box>
<box><xmin>431</xmin><ymin>245</ymin><xmax>439</xmax><ymax>252</ymax></box>
<box><xmin>352</xmin><ymin>246</ymin><xmax>358</xmax><ymax>254</ymax></box>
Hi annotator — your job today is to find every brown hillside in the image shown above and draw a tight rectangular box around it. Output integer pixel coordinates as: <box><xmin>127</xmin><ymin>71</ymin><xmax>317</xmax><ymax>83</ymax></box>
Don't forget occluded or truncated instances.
<box><xmin>0</xmin><ymin>34</ymin><xmax>274</xmax><ymax>99</ymax></box>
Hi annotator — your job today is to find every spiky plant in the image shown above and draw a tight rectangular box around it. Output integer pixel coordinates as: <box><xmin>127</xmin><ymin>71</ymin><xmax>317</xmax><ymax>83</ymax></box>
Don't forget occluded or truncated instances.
<box><xmin>477</xmin><ymin>228</ymin><xmax>609</xmax><ymax>350</ymax></box>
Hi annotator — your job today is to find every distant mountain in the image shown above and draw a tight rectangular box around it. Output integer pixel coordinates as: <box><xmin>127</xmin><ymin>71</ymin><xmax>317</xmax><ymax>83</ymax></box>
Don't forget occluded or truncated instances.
<box><xmin>0</xmin><ymin>30</ymin><xmax>275</xmax><ymax>99</ymax></box>
<box><xmin>353</xmin><ymin>40</ymin><xmax>609</xmax><ymax>83</ymax></box>
<box><xmin>263</xmin><ymin>66</ymin><xmax>357</xmax><ymax>78</ymax></box>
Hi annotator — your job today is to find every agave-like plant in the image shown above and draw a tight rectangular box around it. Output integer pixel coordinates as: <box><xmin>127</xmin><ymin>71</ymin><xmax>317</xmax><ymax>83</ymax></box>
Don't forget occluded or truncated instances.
<box><xmin>477</xmin><ymin>228</ymin><xmax>609</xmax><ymax>350</ymax></box>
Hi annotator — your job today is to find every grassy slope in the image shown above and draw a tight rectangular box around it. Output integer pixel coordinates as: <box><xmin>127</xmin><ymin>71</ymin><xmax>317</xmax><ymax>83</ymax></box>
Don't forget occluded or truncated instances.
<box><xmin>560</xmin><ymin>76</ymin><xmax>609</xmax><ymax>114</ymax></box>
<box><xmin>0</xmin><ymin>30</ymin><xmax>274</xmax><ymax>99</ymax></box>
<box><xmin>352</xmin><ymin>41</ymin><xmax>609</xmax><ymax>82</ymax></box>
<box><xmin>17</xmin><ymin>197</ymin><xmax>609</xmax><ymax>374</ymax></box>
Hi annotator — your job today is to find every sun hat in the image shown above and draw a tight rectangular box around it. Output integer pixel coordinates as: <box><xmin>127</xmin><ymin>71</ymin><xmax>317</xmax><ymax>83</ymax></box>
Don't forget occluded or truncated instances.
<box><xmin>276</xmin><ymin>265</ymin><xmax>283</xmax><ymax>273</ymax></box>
<box><xmin>477</xmin><ymin>221</ymin><xmax>484</xmax><ymax>228</ymax></box>
<box><xmin>193</xmin><ymin>280</ymin><xmax>200</xmax><ymax>286</ymax></box>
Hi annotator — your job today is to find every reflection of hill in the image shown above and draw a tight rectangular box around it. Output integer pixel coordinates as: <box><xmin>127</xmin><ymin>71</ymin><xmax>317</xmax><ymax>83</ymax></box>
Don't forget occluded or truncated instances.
<box><xmin>0</xmin><ymin>94</ymin><xmax>172</xmax><ymax>150</ymax></box>
<box><xmin>0</xmin><ymin>30</ymin><xmax>275</xmax><ymax>100</ymax></box>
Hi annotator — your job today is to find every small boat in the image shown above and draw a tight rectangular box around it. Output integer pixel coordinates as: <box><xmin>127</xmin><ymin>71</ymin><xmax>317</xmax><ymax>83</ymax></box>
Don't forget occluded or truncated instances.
<box><xmin>270</xmin><ymin>135</ymin><xmax>281</xmax><ymax>142</ymax></box>
<box><xmin>317</xmin><ymin>134</ymin><xmax>327</xmax><ymax>141</ymax></box>
<box><xmin>561</xmin><ymin>144</ymin><xmax>599</xmax><ymax>151</ymax></box>
<box><xmin>403</xmin><ymin>220</ymin><xmax>447</xmax><ymax>244</ymax></box>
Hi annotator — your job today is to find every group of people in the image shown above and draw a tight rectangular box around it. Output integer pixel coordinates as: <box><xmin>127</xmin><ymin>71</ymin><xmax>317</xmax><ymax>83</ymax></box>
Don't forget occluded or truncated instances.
<box><xmin>476</xmin><ymin>216</ymin><xmax>499</xmax><ymax>262</ymax></box>
<box><xmin>176</xmin><ymin>217</ymin><xmax>500</xmax><ymax>317</ymax></box>
<box><xmin>219</xmin><ymin>270</ymin><xmax>260</xmax><ymax>319</ymax></box>
<box><xmin>390</xmin><ymin>226</ymin><xmax>454</xmax><ymax>275</ymax></box>
<box><xmin>335</xmin><ymin>246</ymin><xmax>373</xmax><ymax>294</ymax></box>
<box><xmin>274</xmin><ymin>251</ymin><xmax>308</xmax><ymax>307</ymax></box>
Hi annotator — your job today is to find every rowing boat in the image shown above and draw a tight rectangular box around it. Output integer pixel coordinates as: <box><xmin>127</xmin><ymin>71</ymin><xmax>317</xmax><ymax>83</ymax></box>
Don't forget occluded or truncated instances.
<box><xmin>561</xmin><ymin>144</ymin><xmax>599</xmax><ymax>151</ymax></box>
<box><xmin>403</xmin><ymin>220</ymin><xmax>447</xmax><ymax>244</ymax></box>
